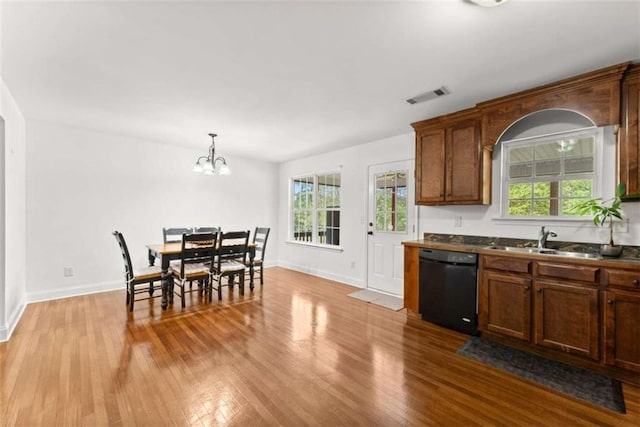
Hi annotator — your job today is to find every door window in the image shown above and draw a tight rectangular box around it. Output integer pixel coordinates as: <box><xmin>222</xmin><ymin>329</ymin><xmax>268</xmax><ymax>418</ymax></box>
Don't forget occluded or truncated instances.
<box><xmin>375</xmin><ymin>171</ymin><xmax>408</xmax><ymax>232</ymax></box>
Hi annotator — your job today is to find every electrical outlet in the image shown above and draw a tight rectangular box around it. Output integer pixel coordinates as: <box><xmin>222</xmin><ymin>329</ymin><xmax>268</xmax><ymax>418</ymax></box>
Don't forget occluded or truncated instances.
<box><xmin>64</xmin><ymin>267</ymin><xmax>73</xmax><ymax>277</ymax></box>
<box><xmin>454</xmin><ymin>216</ymin><xmax>462</xmax><ymax>227</ymax></box>
<box><xmin>350</xmin><ymin>261</ymin><xmax>356</xmax><ymax>269</ymax></box>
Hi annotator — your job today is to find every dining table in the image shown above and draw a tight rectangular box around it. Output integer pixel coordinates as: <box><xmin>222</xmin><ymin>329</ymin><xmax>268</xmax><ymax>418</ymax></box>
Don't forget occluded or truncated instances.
<box><xmin>146</xmin><ymin>241</ymin><xmax>256</xmax><ymax>309</ymax></box>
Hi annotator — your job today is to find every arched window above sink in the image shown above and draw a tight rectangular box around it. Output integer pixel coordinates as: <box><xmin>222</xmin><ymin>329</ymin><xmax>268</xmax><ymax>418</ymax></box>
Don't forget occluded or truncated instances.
<box><xmin>497</xmin><ymin>109</ymin><xmax>604</xmax><ymax>219</ymax></box>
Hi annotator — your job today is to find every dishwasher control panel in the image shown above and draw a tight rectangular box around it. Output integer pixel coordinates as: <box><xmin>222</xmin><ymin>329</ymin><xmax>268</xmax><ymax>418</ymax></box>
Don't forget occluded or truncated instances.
<box><xmin>419</xmin><ymin>248</ymin><xmax>477</xmax><ymax>265</ymax></box>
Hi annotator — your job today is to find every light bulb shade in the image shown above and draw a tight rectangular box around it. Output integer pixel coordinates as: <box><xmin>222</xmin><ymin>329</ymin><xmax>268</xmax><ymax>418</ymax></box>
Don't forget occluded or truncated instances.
<box><xmin>217</xmin><ymin>163</ymin><xmax>231</xmax><ymax>176</ymax></box>
<box><xmin>193</xmin><ymin>162</ymin><xmax>204</xmax><ymax>173</ymax></box>
<box><xmin>203</xmin><ymin>169</ymin><xmax>214</xmax><ymax>175</ymax></box>
<box><xmin>202</xmin><ymin>160</ymin><xmax>214</xmax><ymax>172</ymax></box>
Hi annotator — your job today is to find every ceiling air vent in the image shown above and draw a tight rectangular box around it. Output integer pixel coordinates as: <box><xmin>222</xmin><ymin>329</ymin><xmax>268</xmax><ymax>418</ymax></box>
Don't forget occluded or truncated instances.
<box><xmin>406</xmin><ymin>86</ymin><xmax>450</xmax><ymax>105</ymax></box>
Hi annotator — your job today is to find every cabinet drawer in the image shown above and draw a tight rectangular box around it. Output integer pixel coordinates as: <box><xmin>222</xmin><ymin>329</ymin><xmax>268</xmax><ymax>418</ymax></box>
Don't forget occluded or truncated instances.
<box><xmin>537</xmin><ymin>262</ymin><xmax>599</xmax><ymax>283</ymax></box>
<box><xmin>604</xmin><ymin>269</ymin><xmax>640</xmax><ymax>289</ymax></box>
<box><xmin>483</xmin><ymin>255</ymin><xmax>531</xmax><ymax>274</ymax></box>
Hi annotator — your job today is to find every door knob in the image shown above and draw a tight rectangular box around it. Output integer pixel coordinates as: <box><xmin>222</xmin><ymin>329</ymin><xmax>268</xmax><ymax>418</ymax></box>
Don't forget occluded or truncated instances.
<box><xmin>367</xmin><ymin>231</ymin><xmax>373</xmax><ymax>235</ymax></box>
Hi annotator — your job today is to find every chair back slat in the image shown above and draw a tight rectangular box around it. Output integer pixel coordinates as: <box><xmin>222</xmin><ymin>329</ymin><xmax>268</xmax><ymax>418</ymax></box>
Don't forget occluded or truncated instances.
<box><xmin>177</xmin><ymin>232</ymin><xmax>217</xmax><ymax>278</ymax></box>
<box><xmin>113</xmin><ymin>231</ymin><xmax>134</xmax><ymax>282</ymax></box>
<box><xmin>253</xmin><ymin>227</ymin><xmax>271</xmax><ymax>262</ymax></box>
<box><xmin>194</xmin><ymin>226</ymin><xmax>220</xmax><ymax>234</ymax></box>
<box><xmin>217</xmin><ymin>230</ymin><xmax>250</xmax><ymax>265</ymax></box>
<box><xmin>163</xmin><ymin>227</ymin><xmax>193</xmax><ymax>243</ymax></box>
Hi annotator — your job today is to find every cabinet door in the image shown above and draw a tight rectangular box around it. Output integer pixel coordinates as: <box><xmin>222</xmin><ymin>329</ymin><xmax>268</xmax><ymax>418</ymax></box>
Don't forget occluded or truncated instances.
<box><xmin>446</xmin><ymin>120</ymin><xmax>482</xmax><ymax>203</ymax></box>
<box><xmin>480</xmin><ymin>271</ymin><xmax>532</xmax><ymax>341</ymax></box>
<box><xmin>620</xmin><ymin>65</ymin><xmax>640</xmax><ymax>200</ymax></box>
<box><xmin>415</xmin><ymin>129</ymin><xmax>445</xmax><ymax>203</ymax></box>
<box><xmin>534</xmin><ymin>280</ymin><xmax>599</xmax><ymax>360</ymax></box>
<box><xmin>603</xmin><ymin>289</ymin><xmax>640</xmax><ymax>372</ymax></box>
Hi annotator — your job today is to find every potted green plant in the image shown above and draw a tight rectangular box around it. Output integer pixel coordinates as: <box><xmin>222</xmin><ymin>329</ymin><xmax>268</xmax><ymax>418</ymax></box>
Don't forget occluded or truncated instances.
<box><xmin>575</xmin><ymin>183</ymin><xmax>626</xmax><ymax>257</ymax></box>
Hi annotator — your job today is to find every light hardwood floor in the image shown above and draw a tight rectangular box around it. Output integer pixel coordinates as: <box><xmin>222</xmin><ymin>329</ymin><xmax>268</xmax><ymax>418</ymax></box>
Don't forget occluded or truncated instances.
<box><xmin>1</xmin><ymin>267</ymin><xmax>638</xmax><ymax>426</ymax></box>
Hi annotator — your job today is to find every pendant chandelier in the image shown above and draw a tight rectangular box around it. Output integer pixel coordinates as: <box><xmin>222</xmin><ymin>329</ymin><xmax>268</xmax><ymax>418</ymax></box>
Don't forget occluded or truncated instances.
<box><xmin>192</xmin><ymin>133</ymin><xmax>231</xmax><ymax>175</ymax></box>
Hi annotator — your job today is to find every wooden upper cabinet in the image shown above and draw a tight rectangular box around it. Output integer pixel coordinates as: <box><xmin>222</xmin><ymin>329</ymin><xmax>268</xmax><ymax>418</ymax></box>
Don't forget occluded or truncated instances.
<box><xmin>620</xmin><ymin>64</ymin><xmax>640</xmax><ymax>200</ymax></box>
<box><xmin>415</xmin><ymin>128</ymin><xmax>446</xmax><ymax>203</ymax></box>
<box><xmin>447</xmin><ymin>122</ymin><xmax>482</xmax><ymax>202</ymax></box>
<box><xmin>413</xmin><ymin>109</ymin><xmax>487</xmax><ymax>205</ymax></box>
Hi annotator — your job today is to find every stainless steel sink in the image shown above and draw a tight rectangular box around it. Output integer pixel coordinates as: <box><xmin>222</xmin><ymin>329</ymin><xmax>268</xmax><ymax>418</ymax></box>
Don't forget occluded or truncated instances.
<box><xmin>484</xmin><ymin>246</ymin><xmax>601</xmax><ymax>259</ymax></box>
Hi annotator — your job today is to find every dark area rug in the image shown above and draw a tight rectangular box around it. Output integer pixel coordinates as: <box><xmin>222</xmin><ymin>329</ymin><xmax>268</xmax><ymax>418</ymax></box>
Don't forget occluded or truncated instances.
<box><xmin>457</xmin><ymin>336</ymin><xmax>626</xmax><ymax>413</ymax></box>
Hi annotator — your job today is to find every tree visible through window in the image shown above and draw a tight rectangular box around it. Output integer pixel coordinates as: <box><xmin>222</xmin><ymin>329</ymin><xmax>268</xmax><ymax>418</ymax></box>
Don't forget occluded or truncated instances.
<box><xmin>291</xmin><ymin>173</ymin><xmax>341</xmax><ymax>246</ymax></box>
<box><xmin>375</xmin><ymin>171</ymin><xmax>407</xmax><ymax>232</ymax></box>
<box><xmin>502</xmin><ymin>129</ymin><xmax>599</xmax><ymax>218</ymax></box>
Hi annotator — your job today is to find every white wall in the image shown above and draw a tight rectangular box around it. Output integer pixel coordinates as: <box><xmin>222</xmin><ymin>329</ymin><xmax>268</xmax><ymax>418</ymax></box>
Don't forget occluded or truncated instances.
<box><xmin>0</xmin><ymin>77</ymin><xmax>27</xmax><ymax>342</ymax></box>
<box><xmin>26</xmin><ymin>121</ymin><xmax>279</xmax><ymax>301</ymax></box>
<box><xmin>277</xmin><ymin>133</ymin><xmax>414</xmax><ymax>287</ymax></box>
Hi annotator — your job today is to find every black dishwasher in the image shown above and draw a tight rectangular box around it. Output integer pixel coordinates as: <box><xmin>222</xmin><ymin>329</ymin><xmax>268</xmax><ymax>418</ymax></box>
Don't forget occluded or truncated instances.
<box><xmin>419</xmin><ymin>248</ymin><xmax>478</xmax><ymax>335</ymax></box>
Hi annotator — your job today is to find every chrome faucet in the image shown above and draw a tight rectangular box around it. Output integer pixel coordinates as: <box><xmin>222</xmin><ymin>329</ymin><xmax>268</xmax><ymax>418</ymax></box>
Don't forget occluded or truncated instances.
<box><xmin>538</xmin><ymin>226</ymin><xmax>557</xmax><ymax>249</ymax></box>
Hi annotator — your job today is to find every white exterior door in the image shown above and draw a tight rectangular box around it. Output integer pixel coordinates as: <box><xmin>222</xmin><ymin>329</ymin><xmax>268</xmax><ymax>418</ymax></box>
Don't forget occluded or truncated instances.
<box><xmin>367</xmin><ymin>160</ymin><xmax>416</xmax><ymax>296</ymax></box>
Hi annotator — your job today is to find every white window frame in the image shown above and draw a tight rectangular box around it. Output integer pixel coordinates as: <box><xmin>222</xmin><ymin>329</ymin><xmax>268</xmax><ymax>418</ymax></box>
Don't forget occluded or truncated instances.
<box><xmin>289</xmin><ymin>171</ymin><xmax>341</xmax><ymax>248</ymax></box>
<box><xmin>500</xmin><ymin>127</ymin><xmax>603</xmax><ymax>220</ymax></box>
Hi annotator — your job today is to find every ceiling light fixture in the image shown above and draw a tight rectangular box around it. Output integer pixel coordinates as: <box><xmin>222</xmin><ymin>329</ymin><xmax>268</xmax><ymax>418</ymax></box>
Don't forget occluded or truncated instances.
<box><xmin>192</xmin><ymin>133</ymin><xmax>231</xmax><ymax>175</ymax></box>
<box><xmin>467</xmin><ymin>0</ymin><xmax>509</xmax><ymax>7</ymax></box>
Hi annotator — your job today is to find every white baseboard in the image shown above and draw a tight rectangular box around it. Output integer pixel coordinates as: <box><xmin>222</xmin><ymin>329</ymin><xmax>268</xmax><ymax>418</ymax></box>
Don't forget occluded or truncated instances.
<box><xmin>26</xmin><ymin>280</ymin><xmax>122</xmax><ymax>304</ymax></box>
<box><xmin>277</xmin><ymin>260</ymin><xmax>364</xmax><ymax>288</ymax></box>
<box><xmin>0</xmin><ymin>297</ymin><xmax>27</xmax><ymax>343</ymax></box>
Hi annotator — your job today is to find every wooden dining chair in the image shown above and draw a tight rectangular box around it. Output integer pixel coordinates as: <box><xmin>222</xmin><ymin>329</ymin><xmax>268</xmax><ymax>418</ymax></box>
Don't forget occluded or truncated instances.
<box><xmin>245</xmin><ymin>227</ymin><xmax>270</xmax><ymax>287</ymax></box>
<box><xmin>194</xmin><ymin>226</ymin><xmax>220</xmax><ymax>234</ymax></box>
<box><xmin>113</xmin><ymin>231</ymin><xmax>163</xmax><ymax>312</ymax></box>
<box><xmin>169</xmin><ymin>232</ymin><xmax>217</xmax><ymax>308</ymax></box>
<box><xmin>210</xmin><ymin>230</ymin><xmax>250</xmax><ymax>301</ymax></box>
<box><xmin>162</xmin><ymin>227</ymin><xmax>193</xmax><ymax>243</ymax></box>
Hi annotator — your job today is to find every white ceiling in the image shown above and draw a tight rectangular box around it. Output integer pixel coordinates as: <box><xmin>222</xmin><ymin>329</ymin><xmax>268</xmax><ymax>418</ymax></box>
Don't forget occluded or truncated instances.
<box><xmin>2</xmin><ymin>0</ymin><xmax>639</xmax><ymax>163</ymax></box>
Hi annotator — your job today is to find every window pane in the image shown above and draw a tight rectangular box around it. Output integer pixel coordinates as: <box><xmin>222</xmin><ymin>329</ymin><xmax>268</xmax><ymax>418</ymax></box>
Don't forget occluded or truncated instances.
<box><xmin>509</xmin><ymin>163</ymin><xmax>532</xmax><ymax>178</ymax></box>
<box><xmin>562</xmin><ymin>179</ymin><xmax>592</xmax><ymax>198</ymax></box>
<box><xmin>509</xmin><ymin>183</ymin><xmax>532</xmax><ymax>199</ymax></box>
<box><xmin>293</xmin><ymin>211</ymin><xmax>312</xmax><ymax>242</ymax></box>
<box><xmin>562</xmin><ymin>198</ymin><xmax>589</xmax><ymax>215</ymax></box>
<box><xmin>533</xmin><ymin>200</ymin><xmax>551</xmax><ymax>216</ymax></box>
<box><xmin>509</xmin><ymin>146</ymin><xmax>533</xmax><ymax>163</ymax></box>
<box><xmin>535</xmin><ymin>142</ymin><xmax>563</xmax><ymax>160</ymax></box>
<box><xmin>535</xmin><ymin>159</ymin><xmax>561</xmax><ymax>176</ymax></box>
<box><xmin>396</xmin><ymin>212</ymin><xmax>407</xmax><ymax>232</ymax></box>
<box><xmin>564</xmin><ymin>156</ymin><xmax>594</xmax><ymax>174</ymax></box>
<box><xmin>533</xmin><ymin>182</ymin><xmax>550</xmax><ymax>198</ymax></box>
<box><xmin>508</xmin><ymin>200</ymin><xmax>531</xmax><ymax>216</ymax></box>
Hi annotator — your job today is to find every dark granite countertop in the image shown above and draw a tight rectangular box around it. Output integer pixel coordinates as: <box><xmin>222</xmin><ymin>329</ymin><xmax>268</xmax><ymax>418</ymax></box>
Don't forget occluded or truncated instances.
<box><xmin>403</xmin><ymin>233</ymin><xmax>640</xmax><ymax>267</ymax></box>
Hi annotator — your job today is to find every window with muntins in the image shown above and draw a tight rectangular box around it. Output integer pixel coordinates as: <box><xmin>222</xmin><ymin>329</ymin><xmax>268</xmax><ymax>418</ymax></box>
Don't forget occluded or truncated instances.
<box><xmin>291</xmin><ymin>172</ymin><xmax>341</xmax><ymax>246</ymax></box>
<box><xmin>501</xmin><ymin>128</ymin><xmax>601</xmax><ymax>218</ymax></box>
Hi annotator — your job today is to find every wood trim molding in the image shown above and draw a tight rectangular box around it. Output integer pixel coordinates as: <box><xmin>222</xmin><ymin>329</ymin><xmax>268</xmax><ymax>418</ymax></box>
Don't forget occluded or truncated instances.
<box><xmin>478</xmin><ymin>62</ymin><xmax>630</xmax><ymax>147</ymax></box>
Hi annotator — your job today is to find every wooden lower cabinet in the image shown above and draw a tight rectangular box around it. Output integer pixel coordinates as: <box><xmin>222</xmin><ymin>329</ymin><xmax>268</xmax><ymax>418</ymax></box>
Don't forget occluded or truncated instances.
<box><xmin>603</xmin><ymin>289</ymin><xmax>640</xmax><ymax>373</ymax></box>
<box><xmin>481</xmin><ymin>271</ymin><xmax>531</xmax><ymax>341</ymax></box>
<box><xmin>533</xmin><ymin>280</ymin><xmax>599</xmax><ymax>360</ymax></box>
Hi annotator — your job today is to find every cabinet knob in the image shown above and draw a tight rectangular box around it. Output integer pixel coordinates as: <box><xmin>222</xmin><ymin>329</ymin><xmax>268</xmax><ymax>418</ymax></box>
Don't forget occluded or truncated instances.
<box><xmin>633</xmin><ymin>279</ymin><xmax>639</xmax><ymax>287</ymax></box>
<box><xmin>536</xmin><ymin>288</ymin><xmax>542</xmax><ymax>293</ymax></box>
<box><xmin>607</xmin><ymin>299</ymin><xmax>614</xmax><ymax>305</ymax></box>
<box><xmin>523</xmin><ymin>285</ymin><xmax>530</xmax><ymax>291</ymax></box>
